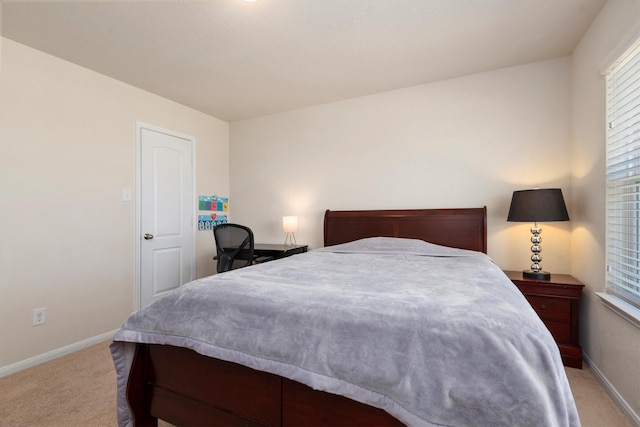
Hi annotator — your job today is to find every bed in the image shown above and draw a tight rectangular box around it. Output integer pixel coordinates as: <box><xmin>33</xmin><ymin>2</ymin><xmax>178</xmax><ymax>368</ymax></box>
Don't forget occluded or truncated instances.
<box><xmin>111</xmin><ymin>207</ymin><xmax>580</xmax><ymax>427</ymax></box>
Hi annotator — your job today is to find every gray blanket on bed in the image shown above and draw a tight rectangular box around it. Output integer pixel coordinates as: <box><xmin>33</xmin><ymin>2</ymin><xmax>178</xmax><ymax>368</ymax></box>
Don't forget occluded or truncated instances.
<box><xmin>111</xmin><ymin>237</ymin><xmax>580</xmax><ymax>427</ymax></box>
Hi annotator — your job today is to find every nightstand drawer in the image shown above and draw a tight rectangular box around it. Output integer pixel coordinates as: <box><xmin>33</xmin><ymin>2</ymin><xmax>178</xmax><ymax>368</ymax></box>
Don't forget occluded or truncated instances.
<box><xmin>524</xmin><ymin>295</ymin><xmax>571</xmax><ymax>321</ymax></box>
<box><xmin>543</xmin><ymin>320</ymin><xmax>571</xmax><ymax>344</ymax></box>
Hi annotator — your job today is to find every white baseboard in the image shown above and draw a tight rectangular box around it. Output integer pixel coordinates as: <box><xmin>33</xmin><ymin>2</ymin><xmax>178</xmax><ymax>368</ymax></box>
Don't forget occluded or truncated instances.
<box><xmin>584</xmin><ymin>353</ymin><xmax>640</xmax><ymax>427</ymax></box>
<box><xmin>0</xmin><ymin>329</ymin><xmax>118</xmax><ymax>378</ymax></box>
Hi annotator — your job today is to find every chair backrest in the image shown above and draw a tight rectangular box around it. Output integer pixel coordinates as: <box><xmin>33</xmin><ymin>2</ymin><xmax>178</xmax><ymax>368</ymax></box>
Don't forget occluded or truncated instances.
<box><xmin>213</xmin><ymin>223</ymin><xmax>255</xmax><ymax>273</ymax></box>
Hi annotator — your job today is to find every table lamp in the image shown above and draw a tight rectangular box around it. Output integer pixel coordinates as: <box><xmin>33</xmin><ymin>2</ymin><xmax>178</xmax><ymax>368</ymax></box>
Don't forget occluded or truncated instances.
<box><xmin>507</xmin><ymin>188</ymin><xmax>570</xmax><ymax>280</ymax></box>
<box><xmin>283</xmin><ymin>216</ymin><xmax>298</xmax><ymax>247</ymax></box>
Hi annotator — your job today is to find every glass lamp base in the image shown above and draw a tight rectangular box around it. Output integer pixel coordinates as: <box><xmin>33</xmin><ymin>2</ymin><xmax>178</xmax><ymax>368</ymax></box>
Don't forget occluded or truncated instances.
<box><xmin>523</xmin><ymin>270</ymin><xmax>551</xmax><ymax>280</ymax></box>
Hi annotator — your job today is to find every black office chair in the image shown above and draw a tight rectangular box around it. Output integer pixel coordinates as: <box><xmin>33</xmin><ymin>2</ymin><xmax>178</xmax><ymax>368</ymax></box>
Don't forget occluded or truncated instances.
<box><xmin>213</xmin><ymin>223</ymin><xmax>272</xmax><ymax>273</ymax></box>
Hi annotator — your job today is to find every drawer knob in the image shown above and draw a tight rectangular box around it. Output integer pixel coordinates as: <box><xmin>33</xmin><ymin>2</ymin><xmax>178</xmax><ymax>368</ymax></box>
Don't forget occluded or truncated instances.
<box><xmin>540</xmin><ymin>304</ymin><xmax>547</xmax><ymax>310</ymax></box>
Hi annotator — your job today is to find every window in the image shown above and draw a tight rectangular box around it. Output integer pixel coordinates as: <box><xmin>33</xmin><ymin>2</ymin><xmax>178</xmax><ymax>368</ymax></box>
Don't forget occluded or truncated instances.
<box><xmin>606</xmin><ymin>36</ymin><xmax>640</xmax><ymax>309</ymax></box>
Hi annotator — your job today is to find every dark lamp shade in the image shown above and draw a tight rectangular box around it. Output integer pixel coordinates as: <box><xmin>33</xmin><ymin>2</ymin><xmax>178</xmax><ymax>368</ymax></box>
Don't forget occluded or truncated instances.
<box><xmin>507</xmin><ymin>188</ymin><xmax>570</xmax><ymax>222</ymax></box>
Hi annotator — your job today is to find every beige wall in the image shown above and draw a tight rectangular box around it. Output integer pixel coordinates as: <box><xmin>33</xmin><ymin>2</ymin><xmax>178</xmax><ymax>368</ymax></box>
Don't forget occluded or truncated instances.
<box><xmin>230</xmin><ymin>57</ymin><xmax>573</xmax><ymax>272</ymax></box>
<box><xmin>2</xmin><ymin>1</ymin><xmax>640</xmax><ymax>421</ymax></box>
<box><xmin>0</xmin><ymin>38</ymin><xmax>229</xmax><ymax>368</ymax></box>
<box><xmin>571</xmin><ymin>0</ymin><xmax>640</xmax><ymax>421</ymax></box>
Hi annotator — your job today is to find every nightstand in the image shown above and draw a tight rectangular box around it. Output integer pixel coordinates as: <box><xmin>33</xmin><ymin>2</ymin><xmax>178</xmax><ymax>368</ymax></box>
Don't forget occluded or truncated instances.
<box><xmin>503</xmin><ymin>270</ymin><xmax>584</xmax><ymax>369</ymax></box>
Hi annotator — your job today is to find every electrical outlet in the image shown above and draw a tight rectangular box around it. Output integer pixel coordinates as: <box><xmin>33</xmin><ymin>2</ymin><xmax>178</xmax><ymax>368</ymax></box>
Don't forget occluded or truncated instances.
<box><xmin>32</xmin><ymin>308</ymin><xmax>46</xmax><ymax>326</ymax></box>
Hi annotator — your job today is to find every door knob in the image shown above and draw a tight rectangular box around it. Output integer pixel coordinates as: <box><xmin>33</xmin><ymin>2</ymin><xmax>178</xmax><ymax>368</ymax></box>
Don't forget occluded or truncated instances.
<box><xmin>144</xmin><ymin>233</ymin><xmax>154</xmax><ymax>240</ymax></box>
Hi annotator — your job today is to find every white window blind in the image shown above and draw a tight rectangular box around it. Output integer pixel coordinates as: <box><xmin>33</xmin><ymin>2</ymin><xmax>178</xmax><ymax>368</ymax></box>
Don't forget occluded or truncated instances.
<box><xmin>606</xmin><ymin>36</ymin><xmax>640</xmax><ymax>309</ymax></box>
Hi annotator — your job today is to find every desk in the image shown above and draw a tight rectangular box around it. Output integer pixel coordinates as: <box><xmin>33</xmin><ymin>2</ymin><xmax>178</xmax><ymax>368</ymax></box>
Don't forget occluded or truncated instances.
<box><xmin>215</xmin><ymin>244</ymin><xmax>308</xmax><ymax>268</ymax></box>
<box><xmin>254</xmin><ymin>244</ymin><xmax>308</xmax><ymax>260</ymax></box>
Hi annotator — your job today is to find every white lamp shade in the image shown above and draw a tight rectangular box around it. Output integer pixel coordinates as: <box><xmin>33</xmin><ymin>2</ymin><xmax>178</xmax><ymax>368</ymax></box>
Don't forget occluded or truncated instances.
<box><xmin>282</xmin><ymin>216</ymin><xmax>298</xmax><ymax>233</ymax></box>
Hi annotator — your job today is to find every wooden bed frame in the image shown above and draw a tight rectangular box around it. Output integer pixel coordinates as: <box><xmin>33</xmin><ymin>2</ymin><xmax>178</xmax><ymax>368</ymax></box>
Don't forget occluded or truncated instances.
<box><xmin>323</xmin><ymin>207</ymin><xmax>487</xmax><ymax>252</ymax></box>
<box><xmin>124</xmin><ymin>207</ymin><xmax>487</xmax><ymax>427</ymax></box>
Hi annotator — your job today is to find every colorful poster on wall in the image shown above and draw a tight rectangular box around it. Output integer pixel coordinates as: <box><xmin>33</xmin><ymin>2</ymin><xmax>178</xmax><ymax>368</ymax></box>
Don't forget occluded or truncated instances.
<box><xmin>198</xmin><ymin>195</ymin><xmax>229</xmax><ymax>231</ymax></box>
<box><xmin>198</xmin><ymin>213</ymin><xmax>228</xmax><ymax>230</ymax></box>
<box><xmin>199</xmin><ymin>195</ymin><xmax>229</xmax><ymax>212</ymax></box>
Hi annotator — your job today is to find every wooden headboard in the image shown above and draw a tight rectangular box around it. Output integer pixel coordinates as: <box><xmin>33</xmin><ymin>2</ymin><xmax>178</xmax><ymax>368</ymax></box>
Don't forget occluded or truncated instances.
<box><xmin>324</xmin><ymin>207</ymin><xmax>487</xmax><ymax>253</ymax></box>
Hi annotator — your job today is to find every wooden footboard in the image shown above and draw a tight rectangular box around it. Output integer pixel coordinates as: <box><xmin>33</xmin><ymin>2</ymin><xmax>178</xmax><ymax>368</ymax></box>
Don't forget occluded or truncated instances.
<box><xmin>127</xmin><ymin>343</ymin><xmax>405</xmax><ymax>427</ymax></box>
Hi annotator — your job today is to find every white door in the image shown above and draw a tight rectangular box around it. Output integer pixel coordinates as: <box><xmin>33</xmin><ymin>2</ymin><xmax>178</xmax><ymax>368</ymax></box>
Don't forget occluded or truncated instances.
<box><xmin>138</xmin><ymin>123</ymin><xmax>195</xmax><ymax>308</ymax></box>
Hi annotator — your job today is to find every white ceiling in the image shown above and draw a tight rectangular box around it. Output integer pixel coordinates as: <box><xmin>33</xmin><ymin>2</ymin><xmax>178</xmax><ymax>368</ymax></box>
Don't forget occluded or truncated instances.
<box><xmin>2</xmin><ymin>0</ymin><xmax>606</xmax><ymax>122</ymax></box>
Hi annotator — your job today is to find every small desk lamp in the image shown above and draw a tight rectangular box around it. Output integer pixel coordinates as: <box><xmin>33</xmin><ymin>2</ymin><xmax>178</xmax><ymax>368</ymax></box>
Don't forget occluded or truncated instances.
<box><xmin>283</xmin><ymin>215</ymin><xmax>298</xmax><ymax>247</ymax></box>
<box><xmin>507</xmin><ymin>188</ymin><xmax>570</xmax><ymax>280</ymax></box>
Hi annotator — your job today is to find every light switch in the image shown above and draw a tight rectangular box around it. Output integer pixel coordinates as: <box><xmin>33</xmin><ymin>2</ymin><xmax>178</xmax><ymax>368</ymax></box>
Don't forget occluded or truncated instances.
<box><xmin>122</xmin><ymin>188</ymin><xmax>132</xmax><ymax>202</ymax></box>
